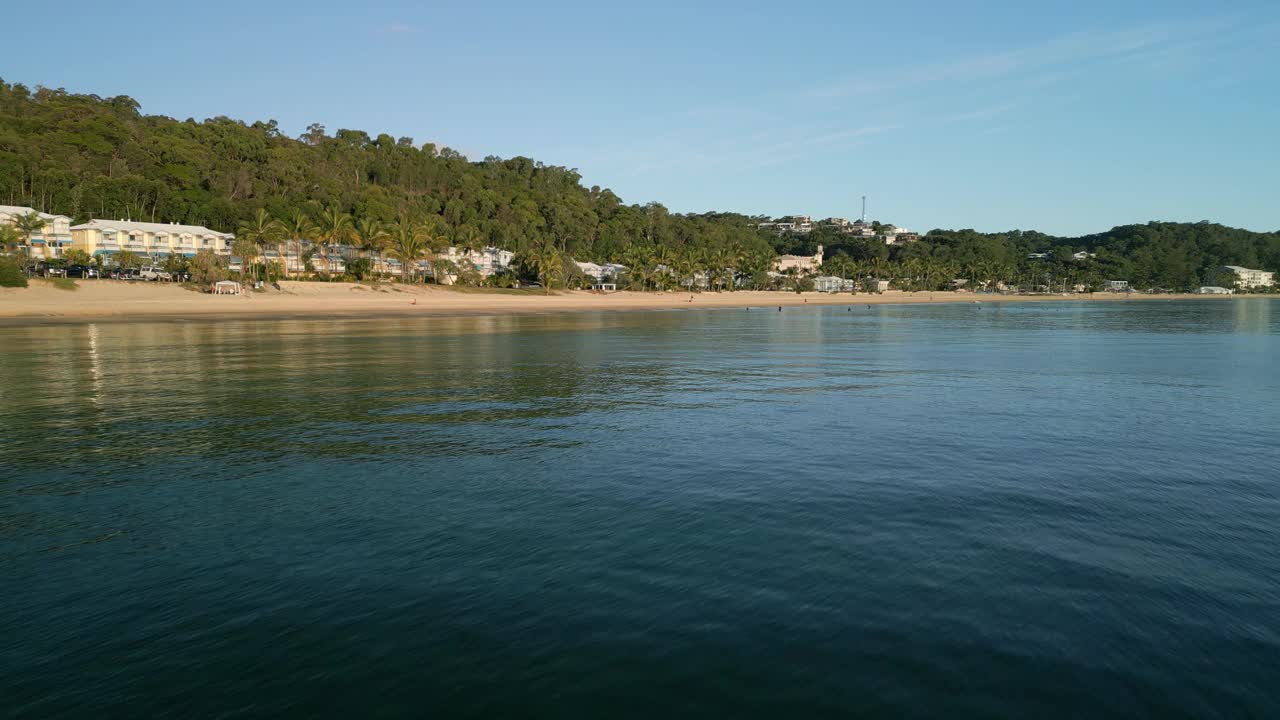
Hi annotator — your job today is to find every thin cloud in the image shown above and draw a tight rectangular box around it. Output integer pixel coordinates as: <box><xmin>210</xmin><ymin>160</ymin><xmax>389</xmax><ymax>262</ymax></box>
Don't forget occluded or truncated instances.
<box><xmin>606</xmin><ymin>124</ymin><xmax>900</xmax><ymax>176</ymax></box>
<box><xmin>385</xmin><ymin>21</ymin><xmax>415</xmax><ymax>34</ymax></box>
<box><xmin>940</xmin><ymin>103</ymin><xmax>1017</xmax><ymax>124</ymax></box>
<box><xmin>810</xmin><ymin>19</ymin><xmax>1232</xmax><ymax>99</ymax></box>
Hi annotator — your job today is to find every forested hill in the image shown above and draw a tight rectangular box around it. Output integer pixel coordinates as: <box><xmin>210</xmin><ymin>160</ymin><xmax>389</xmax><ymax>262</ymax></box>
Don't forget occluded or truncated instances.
<box><xmin>914</xmin><ymin>222</ymin><xmax>1279</xmax><ymax>289</ymax></box>
<box><xmin>0</xmin><ymin>80</ymin><xmax>772</xmax><ymax>261</ymax></box>
<box><xmin>1</xmin><ymin>79</ymin><xmax>1276</xmax><ymax>287</ymax></box>
<box><xmin>772</xmin><ymin>222</ymin><xmax>1279</xmax><ymax>291</ymax></box>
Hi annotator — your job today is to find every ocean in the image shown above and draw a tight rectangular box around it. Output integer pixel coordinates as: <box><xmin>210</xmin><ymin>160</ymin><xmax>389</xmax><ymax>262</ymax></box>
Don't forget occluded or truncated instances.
<box><xmin>3</xmin><ymin>300</ymin><xmax>1279</xmax><ymax>718</ymax></box>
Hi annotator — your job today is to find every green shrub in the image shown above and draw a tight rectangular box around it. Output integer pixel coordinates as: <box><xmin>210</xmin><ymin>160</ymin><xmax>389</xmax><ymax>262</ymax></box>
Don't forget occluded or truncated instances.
<box><xmin>345</xmin><ymin>257</ymin><xmax>373</xmax><ymax>280</ymax></box>
<box><xmin>0</xmin><ymin>257</ymin><xmax>28</xmax><ymax>287</ymax></box>
<box><xmin>51</xmin><ymin>277</ymin><xmax>78</xmax><ymax>291</ymax></box>
<box><xmin>189</xmin><ymin>249</ymin><xmax>229</xmax><ymax>285</ymax></box>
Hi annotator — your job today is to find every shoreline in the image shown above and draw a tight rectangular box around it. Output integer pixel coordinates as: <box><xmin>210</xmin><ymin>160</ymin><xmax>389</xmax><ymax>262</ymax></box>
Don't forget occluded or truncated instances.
<box><xmin>0</xmin><ymin>279</ymin><xmax>1251</xmax><ymax>327</ymax></box>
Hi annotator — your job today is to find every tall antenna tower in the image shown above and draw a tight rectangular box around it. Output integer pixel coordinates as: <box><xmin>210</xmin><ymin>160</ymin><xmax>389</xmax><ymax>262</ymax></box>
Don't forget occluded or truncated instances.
<box><xmin>861</xmin><ymin>195</ymin><xmax>867</xmax><ymax>223</ymax></box>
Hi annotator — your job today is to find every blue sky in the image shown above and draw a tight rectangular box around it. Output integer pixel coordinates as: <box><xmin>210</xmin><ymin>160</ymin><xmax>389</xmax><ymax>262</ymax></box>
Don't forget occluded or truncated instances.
<box><xmin>6</xmin><ymin>0</ymin><xmax>1278</xmax><ymax>235</ymax></box>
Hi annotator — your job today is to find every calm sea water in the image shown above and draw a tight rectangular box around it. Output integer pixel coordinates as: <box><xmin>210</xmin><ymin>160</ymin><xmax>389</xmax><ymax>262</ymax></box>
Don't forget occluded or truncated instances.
<box><xmin>3</xmin><ymin>300</ymin><xmax>1279</xmax><ymax>718</ymax></box>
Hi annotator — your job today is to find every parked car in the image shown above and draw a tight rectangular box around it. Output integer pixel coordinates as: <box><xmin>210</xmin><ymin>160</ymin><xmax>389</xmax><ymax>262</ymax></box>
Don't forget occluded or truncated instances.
<box><xmin>65</xmin><ymin>265</ymin><xmax>100</xmax><ymax>279</ymax></box>
<box><xmin>139</xmin><ymin>265</ymin><xmax>172</xmax><ymax>281</ymax></box>
<box><xmin>109</xmin><ymin>268</ymin><xmax>142</xmax><ymax>281</ymax></box>
<box><xmin>41</xmin><ymin>263</ymin><xmax>67</xmax><ymax>277</ymax></box>
<box><xmin>170</xmin><ymin>269</ymin><xmax>192</xmax><ymax>282</ymax></box>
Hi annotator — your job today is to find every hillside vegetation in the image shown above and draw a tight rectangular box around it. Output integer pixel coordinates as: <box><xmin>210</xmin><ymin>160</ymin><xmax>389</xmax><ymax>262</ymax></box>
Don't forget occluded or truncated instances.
<box><xmin>1</xmin><ymin>79</ymin><xmax>1276</xmax><ymax>290</ymax></box>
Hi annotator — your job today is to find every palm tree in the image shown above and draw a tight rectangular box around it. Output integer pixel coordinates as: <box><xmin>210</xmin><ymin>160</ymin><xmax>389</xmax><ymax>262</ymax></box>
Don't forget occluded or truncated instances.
<box><xmin>674</xmin><ymin>247</ymin><xmax>699</xmax><ymax>292</ymax></box>
<box><xmin>231</xmin><ymin>237</ymin><xmax>260</xmax><ymax>280</ymax></box>
<box><xmin>236</xmin><ymin>209</ymin><xmax>282</xmax><ymax>282</ymax></box>
<box><xmin>353</xmin><ymin>217</ymin><xmax>390</xmax><ymax>277</ymax></box>
<box><xmin>718</xmin><ymin>246</ymin><xmax>742</xmax><ymax>291</ymax></box>
<box><xmin>621</xmin><ymin>243</ymin><xmax>652</xmax><ymax>290</ymax></box>
<box><xmin>278</xmin><ymin>211</ymin><xmax>318</xmax><ymax>277</ymax></box>
<box><xmin>444</xmin><ymin>223</ymin><xmax>482</xmax><ymax>278</ymax></box>
<box><xmin>0</xmin><ymin>224</ymin><xmax>21</xmax><ymax>255</ymax></box>
<box><xmin>390</xmin><ymin>220</ymin><xmax>428</xmax><ymax>283</ymax></box>
<box><xmin>822</xmin><ymin>254</ymin><xmax>855</xmax><ymax>283</ymax></box>
<box><xmin>13</xmin><ymin>211</ymin><xmax>46</xmax><ymax>258</ymax></box>
<box><xmin>317</xmin><ymin>206</ymin><xmax>353</xmax><ymax>276</ymax></box>
<box><xmin>738</xmin><ymin>248</ymin><xmax>772</xmax><ymax>290</ymax></box>
<box><xmin>651</xmin><ymin>245</ymin><xmax>675</xmax><ymax>291</ymax></box>
<box><xmin>455</xmin><ymin>224</ymin><xmax>483</xmax><ymax>254</ymax></box>
<box><xmin>900</xmin><ymin>257</ymin><xmax>924</xmax><ymax>291</ymax></box>
<box><xmin>530</xmin><ymin>240</ymin><xmax>564</xmax><ymax>294</ymax></box>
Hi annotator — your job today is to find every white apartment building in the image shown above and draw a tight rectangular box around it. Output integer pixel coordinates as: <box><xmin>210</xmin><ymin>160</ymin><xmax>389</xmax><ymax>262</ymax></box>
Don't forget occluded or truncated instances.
<box><xmin>0</xmin><ymin>205</ymin><xmax>73</xmax><ymax>258</ymax></box>
<box><xmin>1221</xmin><ymin>265</ymin><xmax>1275</xmax><ymax>289</ymax></box>
<box><xmin>574</xmin><ymin>261</ymin><xmax>627</xmax><ymax>282</ymax></box>
<box><xmin>70</xmin><ymin>219</ymin><xmax>235</xmax><ymax>261</ymax></box>
<box><xmin>813</xmin><ymin>275</ymin><xmax>856</xmax><ymax>293</ymax></box>
<box><xmin>757</xmin><ymin>215</ymin><xmax>814</xmax><ymax>234</ymax></box>
<box><xmin>435</xmin><ymin>246</ymin><xmax>516</xmax><ymax>282</ymax></box>
<box><xmin>881</xmin><ymin>225</ymin><xmax>919</xmax><ymax>245</ymax></box>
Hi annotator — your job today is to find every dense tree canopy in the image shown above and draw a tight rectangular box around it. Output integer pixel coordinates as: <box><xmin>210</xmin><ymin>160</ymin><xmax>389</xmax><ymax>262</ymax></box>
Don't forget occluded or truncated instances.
<box><xmin>0</xmin><ymin>79</ymin><xmax>773</xmax><ymax>265</ymax></box>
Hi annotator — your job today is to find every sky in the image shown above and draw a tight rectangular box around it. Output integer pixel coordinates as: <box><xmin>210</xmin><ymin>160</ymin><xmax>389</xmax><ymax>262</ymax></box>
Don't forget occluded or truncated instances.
<box><xmin>6</xmin><ymin>0</ymin><xmax>1279</xmax><ymax>236</ymax></box>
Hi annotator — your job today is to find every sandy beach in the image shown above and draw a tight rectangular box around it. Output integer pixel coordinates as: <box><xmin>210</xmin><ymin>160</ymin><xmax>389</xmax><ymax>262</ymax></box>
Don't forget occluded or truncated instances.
<box><xmin>0</xmin><ymin>279</ymin><xmax>1236</xmax><ymax>325</ymax></box>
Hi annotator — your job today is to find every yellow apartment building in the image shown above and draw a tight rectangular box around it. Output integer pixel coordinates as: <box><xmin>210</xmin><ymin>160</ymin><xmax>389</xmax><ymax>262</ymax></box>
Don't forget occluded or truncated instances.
<box><xmin>0</xmin><ymin>205</ymin><xmax>74</xmax><ymax>258</ymax></box>
<box><xmin>70</xmin><ymin>219</ymin><xmax>234</xmax><ymax>261</ymax></box>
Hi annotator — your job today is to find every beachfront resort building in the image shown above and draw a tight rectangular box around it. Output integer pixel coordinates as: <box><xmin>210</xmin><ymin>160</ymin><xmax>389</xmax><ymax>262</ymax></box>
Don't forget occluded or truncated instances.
<box><xmin>813</xmin><ymin>275</ymin><xmax>857</xmax><ymax>293</ymax></box>
<box><xmin>428</xmin><ymin>246</ymin><xmax>517</xmax><ymax>283</ymax></box>
<box><xmin>1104</xmin><ymin>280</ymin><xmax>1131</xmax><ymax>292</ymax></box>
<box><xmin>0</xmin><ymin>205</ymin><xmax>73</xmax><ymax>259</ymax></box>
<box><xmin>1196</xmin><ymin>286</ymin><xmax>1234</xmax><ymax>295</ymax></box>
<box><xmin>1221</xmin><ymin>265</ymin><xmax>1275</xmax><ymax>289</ymax></box>
<box><xmin>70</xmin><ymin>219</ymin><xmax>235</xmax><ymax>262</ymax></box>
<box><xmin>437</xmin><ymin>246</ymin><xmax>516</xmax><ymax>277</ymax></box>
<box><xmin>574</xmin><ymin>261</ymin><xmax>627</xmax><ymax>290</ymax></box>
<box><xmin>774</xmin><ymin>245</ymin><xmax>824</xmax><ymax>275</ymax></box>
<box><xmin>574</xmin><ymin>261</ymin><xmax>627</xmax><ymax>283</ymax></box>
